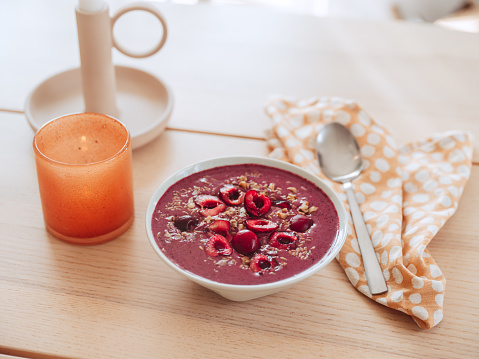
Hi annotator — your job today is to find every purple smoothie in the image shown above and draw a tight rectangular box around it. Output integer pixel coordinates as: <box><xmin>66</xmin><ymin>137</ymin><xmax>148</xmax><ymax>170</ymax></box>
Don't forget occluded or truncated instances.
<box><xmin>151</xmin><ymin>164</ymin><xmax>339</xmax><ymax>285</ymax></box>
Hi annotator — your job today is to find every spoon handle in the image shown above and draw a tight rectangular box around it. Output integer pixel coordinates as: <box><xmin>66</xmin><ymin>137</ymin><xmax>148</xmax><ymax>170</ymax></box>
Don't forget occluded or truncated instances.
<box><xmin>343</xmin><ymin>182</ymin><xmax>388</xmax><ymax>295</ymax></box>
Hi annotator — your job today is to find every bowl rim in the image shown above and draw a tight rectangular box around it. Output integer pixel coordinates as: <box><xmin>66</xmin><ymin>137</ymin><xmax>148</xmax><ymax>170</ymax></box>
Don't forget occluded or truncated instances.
<box><xmin>145</xmin><ymin>155</ymin><xmax>348</xmax><ymax>292</ymax></box>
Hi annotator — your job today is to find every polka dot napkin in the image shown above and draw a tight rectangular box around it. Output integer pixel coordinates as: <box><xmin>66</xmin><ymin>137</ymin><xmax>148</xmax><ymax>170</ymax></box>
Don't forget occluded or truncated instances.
<box><xmin>265</xmin><ymin>96</ymin><xmax>473</xmax><ymax>329</ymax></box>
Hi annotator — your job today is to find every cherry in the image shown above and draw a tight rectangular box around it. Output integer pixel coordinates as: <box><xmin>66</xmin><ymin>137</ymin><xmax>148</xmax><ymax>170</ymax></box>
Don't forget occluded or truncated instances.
<box><xmin>269</xmin><ymin>232</ymin><xmax>298</xmax><ymax>250</ymax></box>
<box><xmin>244</xmin><ymin>190</ymin><xmax>271</xmax><ymax>217</ymax></box>
<box><xmin>272</xmin><ymin>200</ymin><xmax>291</xmax><ymax>210</ymax></box>
<box><xmin>208</xmin><ymin>219</ymin><xmax>231</xmax><ymax>237</ymax></box>
<box><xmin>173</xmin><ymin>215</ymin><xmax>198</xmax><ymax>232</ymax></box>
<box><xmin>205</xmin><ymin>235</ymin><xmax>233</xmax><ymax>257</ymax></box>
<box><xmin>195</xmin><ymin>195</ymin><xmax>226</xmax><ymax>217</ymax></box>
<box><xmin>231</xmin><ymin>229</ymin><xmax>260</xmax><ymax>255</ymax></box>
<box><xmin>289</xmin><ymin>215</ymin><xmax>313</xmax><ymax>232</ymax></box>
<box><xmin>208</xmin><ymin>220</ymin><xmax>232</xmax><ymax>241</ymax></box>
<box><xmin>249</xmin><ymin>254</ymin><xmax>276</xmax><ymax>273</ymax></box>
<box><xmin>219</xmin><ymin>184</ymin><xmax>245</xmax><ymax>206</ymax></box>
<box><xmin>245</xmin><ymin>219</ymin><xmax>278</xmax><ymax>233</ymax></box>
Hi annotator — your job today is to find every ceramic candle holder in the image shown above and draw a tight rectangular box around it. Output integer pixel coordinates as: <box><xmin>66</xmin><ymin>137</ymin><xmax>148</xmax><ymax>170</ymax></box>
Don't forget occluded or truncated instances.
<box><xmin>25</xmin><ymin>1</ymin><xmax>174</xmax><ymax>149</ymax></box>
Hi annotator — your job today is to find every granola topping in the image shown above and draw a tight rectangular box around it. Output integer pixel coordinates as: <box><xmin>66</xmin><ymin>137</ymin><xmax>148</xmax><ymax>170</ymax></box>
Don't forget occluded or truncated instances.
<box><xmin>151</xmin><ymin>164</ymin><xmax>339</xmax><ymax>285</ymax></box>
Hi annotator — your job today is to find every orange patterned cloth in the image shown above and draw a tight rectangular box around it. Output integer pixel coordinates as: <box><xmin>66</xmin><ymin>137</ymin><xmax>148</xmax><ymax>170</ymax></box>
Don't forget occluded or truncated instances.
<box><xmin>265</xmin><ymin>96</ymin><xmax>473</xmax><ymax>329</ymax></box>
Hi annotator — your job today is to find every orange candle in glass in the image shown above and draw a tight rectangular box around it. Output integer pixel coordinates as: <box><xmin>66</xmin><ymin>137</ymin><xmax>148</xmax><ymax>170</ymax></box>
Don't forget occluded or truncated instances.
<box><xmin>33</xmin><ymin>113</ymin><xmax>134</xmax><ymax>245</ymax></box>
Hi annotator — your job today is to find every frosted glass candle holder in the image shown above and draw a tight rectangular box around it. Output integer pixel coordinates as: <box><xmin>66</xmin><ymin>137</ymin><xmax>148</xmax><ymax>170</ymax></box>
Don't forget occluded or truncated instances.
<box><xmin>33</xmin><ymin>113</ymin><xmax>134</xmax><ymax>245</ymax></box>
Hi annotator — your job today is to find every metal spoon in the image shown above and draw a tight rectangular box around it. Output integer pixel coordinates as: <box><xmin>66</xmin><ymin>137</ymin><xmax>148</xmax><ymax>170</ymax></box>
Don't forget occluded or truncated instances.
<box><xmin>316</xmin><ymin>122</ymin><xmax>387</xmax><ymax>295</ymax></box>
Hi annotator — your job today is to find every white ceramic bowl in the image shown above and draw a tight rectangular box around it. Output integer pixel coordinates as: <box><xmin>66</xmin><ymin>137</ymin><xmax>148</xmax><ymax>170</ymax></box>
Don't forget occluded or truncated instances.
<box><xmin>145</xmin><ymin>156</ymin><xmax>348</xmax><ymax>301</ymax></box>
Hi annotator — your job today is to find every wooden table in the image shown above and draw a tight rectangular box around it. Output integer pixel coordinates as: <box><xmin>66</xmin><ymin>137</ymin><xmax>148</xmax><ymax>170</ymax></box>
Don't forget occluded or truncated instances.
<box><xmin>1</xmin><ymin>1</ymin><xmax>478</xmax><ymax>358</ymax></box>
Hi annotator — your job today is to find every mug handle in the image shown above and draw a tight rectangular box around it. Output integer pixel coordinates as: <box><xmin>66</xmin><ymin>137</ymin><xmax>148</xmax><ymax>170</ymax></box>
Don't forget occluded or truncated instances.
<box><xmin>111</xmin><ymin>2</ymin><xmax>168</xmax><ymax>58</ymax></box>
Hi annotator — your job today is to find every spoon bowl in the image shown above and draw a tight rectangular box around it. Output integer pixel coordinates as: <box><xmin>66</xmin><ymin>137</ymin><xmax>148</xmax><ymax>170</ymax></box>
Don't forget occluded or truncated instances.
<box><xmin>316</xmin><ymin>123</ymin><xmax>363</xmax><ymax>182</ymax></box>
<box><xmin>316</xmin><ymin>123</ymin><xmax>388</xmax><ymax>295</ymax></box>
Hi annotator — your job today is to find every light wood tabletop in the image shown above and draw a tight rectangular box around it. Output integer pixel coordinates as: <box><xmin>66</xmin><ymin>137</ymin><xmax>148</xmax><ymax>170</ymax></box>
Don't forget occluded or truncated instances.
<box><xmin>1</xmin><ymin>1</ymin><xmax>478</xmax><ymax>358</ymax></box>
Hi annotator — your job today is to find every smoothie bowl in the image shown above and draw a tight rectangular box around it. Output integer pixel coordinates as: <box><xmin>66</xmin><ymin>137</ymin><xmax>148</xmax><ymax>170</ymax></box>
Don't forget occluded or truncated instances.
<box><xmin>146</xmin><ymin>156</ymin><xmax>347</xmax><ymax>301</ymax></box>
